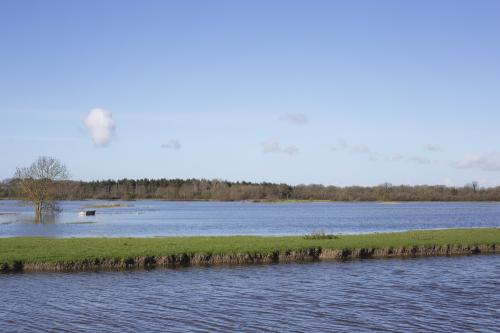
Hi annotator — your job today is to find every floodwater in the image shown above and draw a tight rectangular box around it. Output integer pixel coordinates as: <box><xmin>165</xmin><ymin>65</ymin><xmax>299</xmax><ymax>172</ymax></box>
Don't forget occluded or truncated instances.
<box><xmin>1</xmin><ymin>255</ymin><xmax>499</xmax><ymax>332</ymax></box>
<box><xmin>1</xmin><ymin>200</ymin><xmax>500</xmax><ymax>237</ymax></box>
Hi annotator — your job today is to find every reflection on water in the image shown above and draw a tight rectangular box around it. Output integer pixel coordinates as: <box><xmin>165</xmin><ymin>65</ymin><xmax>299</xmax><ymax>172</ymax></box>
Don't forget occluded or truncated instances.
<box><xmin>1</xmin><ymin>255</ymin><xmax>499</xmax><ymax>332</ymax></box>
<box><xmin>1</xmin><ymin>200</ymin><xmax>500</xmax><ymax>238</ymax></box>
<box><xmin>22</xmin><ymin>213</ymin><xmax>59</xmax><ymax>224</ymax></box>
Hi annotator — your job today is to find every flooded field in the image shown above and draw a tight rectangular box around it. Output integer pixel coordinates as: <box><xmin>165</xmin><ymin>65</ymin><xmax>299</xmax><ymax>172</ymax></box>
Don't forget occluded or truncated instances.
<box><xmin>1</xmin><ymin>200</ymin><xmax>500</xmax><ymax>238</ymax></box>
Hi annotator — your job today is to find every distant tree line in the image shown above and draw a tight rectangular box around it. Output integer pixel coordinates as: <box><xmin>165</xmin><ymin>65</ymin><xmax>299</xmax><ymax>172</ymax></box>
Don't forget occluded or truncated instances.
<box><xmin>1</xmin><ymin>178</ymin><xmax>500</xmax><ymax>202</ymax></box>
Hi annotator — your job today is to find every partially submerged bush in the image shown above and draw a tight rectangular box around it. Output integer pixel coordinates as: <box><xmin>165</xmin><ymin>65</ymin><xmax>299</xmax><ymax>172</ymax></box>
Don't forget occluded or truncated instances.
<box><xmin>303</xmin><ymin>232</ymin><xmax>339</xmax><ymax>240</ymax></box>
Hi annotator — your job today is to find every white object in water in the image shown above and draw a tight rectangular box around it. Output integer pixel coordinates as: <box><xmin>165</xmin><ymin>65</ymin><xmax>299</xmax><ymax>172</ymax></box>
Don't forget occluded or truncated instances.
<box><xmin>78</xmin><ymin>210</ymin><xmax>96</xmax><ymax>216</ymax></box>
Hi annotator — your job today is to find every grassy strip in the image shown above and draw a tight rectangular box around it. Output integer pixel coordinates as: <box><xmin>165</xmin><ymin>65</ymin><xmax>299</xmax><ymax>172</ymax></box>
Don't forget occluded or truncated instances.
<box><xmin>0</xmin><ymin>228</ymin><xmax>499</xmax><ymax>266</ymax></box>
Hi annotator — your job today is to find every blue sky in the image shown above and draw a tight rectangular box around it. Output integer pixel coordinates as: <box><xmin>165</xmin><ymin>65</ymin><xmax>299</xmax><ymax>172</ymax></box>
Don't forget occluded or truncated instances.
<box><xmin>1</xmin><ymin>1</ymin><xmax>500</xmax><ymax>186</ymax></box>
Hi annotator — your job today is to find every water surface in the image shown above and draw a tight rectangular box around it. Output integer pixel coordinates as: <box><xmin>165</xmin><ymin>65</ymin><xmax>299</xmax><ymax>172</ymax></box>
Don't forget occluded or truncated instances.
<box><xmin>1</xmin><ymin>200</ymin><xmax>500</xmax><ymax>237</ymax></box>
<box><xmin>1</xmin><ymin>255</ymin><xmax>499</xmax><ymax>332</ymax></box>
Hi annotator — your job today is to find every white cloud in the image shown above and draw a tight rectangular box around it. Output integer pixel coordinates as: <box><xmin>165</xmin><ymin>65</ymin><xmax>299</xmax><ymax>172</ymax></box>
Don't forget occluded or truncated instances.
<box><xmin>331</xmin><ymin>139</ymin><xmax>370</xmax><ymax>154</ymax></box>
<box><xmin>261</xmin><ymin>140</ymin><xmax>299</xmax><ymax>155</ymax></box>
<box><xmin>409</xmin><ymin>156</ymin><xmax>431</xmax><ymax>164</ymax></box>
<box><xmin>451</xmin><ymin>152</ymin><xmax>500</xmax><ymax>171</ymax></box>
<box><xmin>283</xmin><ymin>146</ymin><xmax>299</xmax><ymax>155</ymax></box>
<box><xmin>337</xmin><ymin>138</ymin><xmax>349</xmax><ymax>149</ymax></box>
<box><xmin>262</xmin><ymin>140</ymin><xmax>281</xmax><ymax>153</ymax></box>
<box><xmin>387</xmin><ymin>153</ymin><xmax>405</xmax><ymax>161</ymax></box>
<box><xmin>424</xmin><ymin>144</ymin><xmax>442</xmax><ymax>152</ymax></box>
<box><xmin>84</xmin><ymin>108</ymin><xmax>116</xmax><ymax>146</ymax></box>
<box><xmin>161</xmin><ymin>140</ymin><xmax>181</xmax><ymax>150</ymax></box>
<box><xmin>351</xmin><ymin>144</ymin><xmax>370</xmax><ymax>153</ymax></box>
<box><xmin>282</xmin><ymin>113</ymin><xmax>308</xmax><ymax>125</ymax></box>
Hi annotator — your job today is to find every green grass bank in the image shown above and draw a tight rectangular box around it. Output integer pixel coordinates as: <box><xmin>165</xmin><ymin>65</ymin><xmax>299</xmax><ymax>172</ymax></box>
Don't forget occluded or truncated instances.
<box><xmin>1</xmin><ymin>228</ymin><xmax>499</xmax><ymax>273</ymax></box>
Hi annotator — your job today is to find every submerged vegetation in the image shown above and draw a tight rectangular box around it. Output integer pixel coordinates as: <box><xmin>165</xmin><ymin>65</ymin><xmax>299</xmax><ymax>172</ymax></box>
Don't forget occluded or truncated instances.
<box><xmin>13</xmin><ymin>156</ymin><xmax>68</xmax><ymax>221</ymax></box>
<box><xmin>2</xmin><ymin>178</ymin><xmax>500</xmax><ymax>201</ymax></box>
<box><xmin>303</xmin><ymin>232</ymin><xmax>339</xmax><ymax>240</ymax></box>
<box><xmin>1</xmin><ymin>228</ymin><xmax>498</xmax><ymax>273</ymax></box>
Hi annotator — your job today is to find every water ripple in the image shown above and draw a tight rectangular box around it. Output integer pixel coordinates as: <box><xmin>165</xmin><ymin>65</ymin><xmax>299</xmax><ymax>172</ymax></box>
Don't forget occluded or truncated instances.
<box><xmin>1</xmin><ymin>256</ymin><xmax>500</xmax><ymax>332</ymax></box>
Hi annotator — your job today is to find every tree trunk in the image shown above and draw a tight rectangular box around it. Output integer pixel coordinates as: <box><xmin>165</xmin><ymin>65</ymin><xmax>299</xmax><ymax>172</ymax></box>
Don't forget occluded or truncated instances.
<box><xmin>35</xmin><ymin>202</ymin><xmax>42</xmax><ymax>222</ymax></box>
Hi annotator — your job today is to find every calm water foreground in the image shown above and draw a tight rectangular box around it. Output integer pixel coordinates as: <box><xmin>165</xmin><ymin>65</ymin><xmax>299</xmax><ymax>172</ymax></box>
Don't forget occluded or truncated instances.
<box><xmin>1</xmin><ymin>200</ymin><xmax>500</xmax><ymax>237</ymax></box>
<box><xmin>1</xmin><ymin>255</ymin><xmax>499</xmax><ymax>332</ymax></box>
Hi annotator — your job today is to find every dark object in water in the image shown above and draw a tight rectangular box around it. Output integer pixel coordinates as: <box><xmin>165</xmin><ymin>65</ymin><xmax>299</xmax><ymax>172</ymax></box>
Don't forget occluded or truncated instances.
<box><xmin>79</xmin><ymin>210</ymin><xmax>96</xmax><ymax>216</ymax></box>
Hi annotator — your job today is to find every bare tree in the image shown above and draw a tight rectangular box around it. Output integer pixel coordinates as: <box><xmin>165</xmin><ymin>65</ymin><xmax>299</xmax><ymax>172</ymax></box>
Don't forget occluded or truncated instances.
<box><xmin>14</xmin><ymin>156</ymin><xmax>69</xmax><ymax>221</ymax></box>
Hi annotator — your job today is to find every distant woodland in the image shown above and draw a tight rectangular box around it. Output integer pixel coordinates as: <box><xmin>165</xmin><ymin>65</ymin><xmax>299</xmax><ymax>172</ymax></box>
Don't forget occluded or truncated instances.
<box><xmin>1</xmin><ymin>178</ymin><xmax>500</xmax><ymax>202</ymax></box>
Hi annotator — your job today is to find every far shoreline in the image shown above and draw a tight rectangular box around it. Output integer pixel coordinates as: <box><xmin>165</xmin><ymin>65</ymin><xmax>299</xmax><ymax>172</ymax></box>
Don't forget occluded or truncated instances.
<box><xmin>2</xmin><ymin>198</ymin><xmax>500</xmax><ymax>203</ymax></box>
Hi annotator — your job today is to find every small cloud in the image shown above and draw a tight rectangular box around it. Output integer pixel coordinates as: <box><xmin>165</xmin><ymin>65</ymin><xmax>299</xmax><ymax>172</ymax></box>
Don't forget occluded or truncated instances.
<box><xmin>351</xmin><ymin>144</ymin><xmax>370</xmax><ymax>153</ymax></box>
<box><xmin>283</xmin><ymin>146</ymin><xmax>299</xmax><ymax>155</ymax></box>
<box><xmin>262</xmin><ymin>140</ymin><xmax>281</xmax><ymax>154</ymax></box>
<box><xmin>424</xmin><ymin>144</ymin><xmax>442</xmax><ymax>152</ymax></box>
<box><xmin>84</xmin><ymin>108</ymin><xmax>116</xmax><ymax>146</ymax></box>
<box><xmin>451</xmin><ymin>152</ymin><xmax>500</xmax><ymax>171</ymax></box>
<box><xmin>161</xmin><ymin>139</ymin><xmax>181</xmax><ymax>150</ymax></box>
<box><xmin>337</xmin><ymin>138</ymin><xmax>349</xmax><ymax>149</ymax></box>
<box><xmin>387</xmin><ymin>153</ymin><xmax>405</xmax><ymax>161</ymax></box>
<box><xmin>331</xmin><ymin>139</ymin><xmax>374</xmax><ymax>157</ymax></box>
<box><xmin>409</xmin><ymin>156</ymin><xmax>431</xmax><ymax>164</ymax></box>
<box><xmin>282</xmin><ymin>113</ymin><xmax>308</xmax><ymax>125</ymax></box>
<box><xmin>261</xmin><ymin>140</ymin><xmax>299</xmax><ymax>155</ymax></box>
